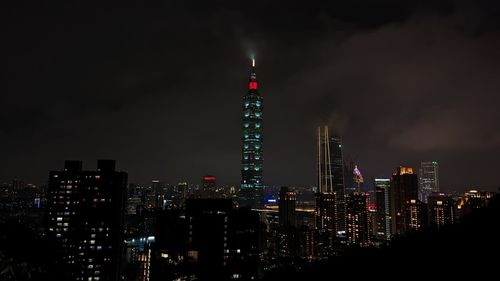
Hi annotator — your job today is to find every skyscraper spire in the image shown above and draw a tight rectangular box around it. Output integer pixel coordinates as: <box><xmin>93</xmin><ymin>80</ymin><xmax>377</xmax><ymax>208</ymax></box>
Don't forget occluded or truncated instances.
<box><xmin>249</xmin><ymin>57</ymin><xmax>258</xmax><ymax>90</ymax></box>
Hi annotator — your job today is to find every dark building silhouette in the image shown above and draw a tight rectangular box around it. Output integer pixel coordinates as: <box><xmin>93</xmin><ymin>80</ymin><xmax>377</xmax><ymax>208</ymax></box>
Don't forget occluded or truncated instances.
<box><xmin>390</xmin><ymin>166</ymin><xmax>418</xmax><ymax>236</ymax></box>
<box><xmin>345</xmin><ymin>192</ymin><xmax>370</xmax><ymax>247</ymax></box>
<box><xmin>187</xmin><ymin>199</ymin><xmax>233</xmax><ymax>279</ymax></box>
<box><xmin>316</xmin><ymin>127</ymin><xmax>338</xmax><ymax>251</ymax></box>
<box><xmin>278</xmin><ymin>186</ymin><xmax>296</xmax><ymax>228</ymax></box>
<box><xmin>419</xmin><ymin>161</ymin><xmax>440</xmax><ymax>203</ymax></box>
<box><xmin>152</xmin><ymin>180</ymin><xmax>165</xmax><ymax>210</ymax></box>
<box><xmin>240</xmin><ymin>58</ymin><xmax>264</xmax><ymax>208</ymax></box>
<box><xmin>151</xmin><ymin>199</ymin><xmax>262</xmax><ymax>280</ymax></box>
<box><xmin>316</xmin><ymin>127</ymin><xmax>346</xmax><ymax>234</ymax></box>
<box><xmin>428</xmin><ymin>193</ymin><xmax>454</xmax><ymax>228</ymax></box>
<box><xmin>277</xmin><ymin>187</ymin><xmax>298</xmax><ymax>258</ymax></box>
<box><xmin>46</xmin><ymin>160</ymin><xmax>127</xmax><ymax>281</ymax></box>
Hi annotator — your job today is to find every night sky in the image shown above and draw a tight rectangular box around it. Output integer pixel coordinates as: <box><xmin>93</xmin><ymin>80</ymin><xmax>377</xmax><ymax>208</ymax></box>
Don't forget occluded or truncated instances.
<box><xmin>2</xmin><ymin>1</ymin><xmax>500</xmax><ymax>191</ymax></box>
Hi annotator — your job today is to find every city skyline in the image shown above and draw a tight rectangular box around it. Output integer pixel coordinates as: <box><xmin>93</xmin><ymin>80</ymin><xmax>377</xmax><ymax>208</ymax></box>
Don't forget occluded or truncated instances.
<box><xmin>3</xmin><ymin>1</ymin><xmax>500</xmax><ymax>191</ymax></box>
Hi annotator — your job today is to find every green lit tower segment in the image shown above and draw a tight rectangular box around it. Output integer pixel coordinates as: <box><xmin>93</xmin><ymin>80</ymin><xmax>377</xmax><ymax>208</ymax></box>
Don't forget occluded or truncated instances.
<box><xmin>240</xmin><ymin>58</ymin><xmax>263</xmax><ymax>207</ymax></box>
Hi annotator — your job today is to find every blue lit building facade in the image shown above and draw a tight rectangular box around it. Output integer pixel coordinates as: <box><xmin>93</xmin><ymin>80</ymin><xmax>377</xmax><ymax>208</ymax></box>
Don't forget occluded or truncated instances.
<box><xmin>240</xmin><ymin>59</ymin><xmax>263</xmax><ymax>208</ymax></box>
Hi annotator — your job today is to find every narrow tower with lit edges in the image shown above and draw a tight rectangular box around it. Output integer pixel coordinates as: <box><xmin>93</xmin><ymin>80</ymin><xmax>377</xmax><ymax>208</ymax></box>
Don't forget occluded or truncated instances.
<box><xmin>240</xmin><ymin>58</ymin><xmax>263</xmax><ymax>208</ymax></box>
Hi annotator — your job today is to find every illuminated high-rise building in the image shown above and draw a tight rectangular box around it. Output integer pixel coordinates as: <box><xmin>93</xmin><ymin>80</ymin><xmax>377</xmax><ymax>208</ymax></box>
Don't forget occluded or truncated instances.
<box><xmin>46</xmin><ymin>160</ymin><xmax>127</xmax><ymax>281</ymax></box>
<box><xmin>390</xmin><ymin>166</ymin><xmax>418</xmax><ymax>236</ymax></box>
<box><xmin>317</xmin><ymin>126</ymin><xmax>333</xmax><ymax>195</ymax></box>
<box><xmin>427</xmin><ymin>193</ymin><xmax>454</xmax><ymax>228</ymax></box>
<box><xmin>419</xmin><ymin>161</ymin><xmax>439</xmax><ymax>203</ymax></box>
<box><xmin>315</xmin><ymin>126</ymin><xmax>337</xmax><ymax>248</ymax></box>
<box><xmin>374</xmin><ymin>178</ymin><xmax>391</xmax><ymax>241</ymax></box>
<box><xmin>345</xmin><ymin>192</ymin><xmax>370</xmax><ymax>247</ymax></box>
<box><xmin>330</xmin><ymin>135</ymin><xmax>346</xmax><ymax>232</ymax></box>
<box><xmin>176</xmin><ymin>181</ymin><xmax>188</xmax><ymax>208</ymax></box>
<box><xmin>240</xmin><ymin>58</ymin><xmax>263</xmax><ymax>208</ymax></box>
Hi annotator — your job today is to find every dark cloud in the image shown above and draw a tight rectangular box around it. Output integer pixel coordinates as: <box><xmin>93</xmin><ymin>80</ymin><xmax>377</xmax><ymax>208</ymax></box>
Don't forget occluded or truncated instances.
<box><xmin>1</xmin><ymin>1</ymin><xmax>499</xmax><ymax>190</ymax></box>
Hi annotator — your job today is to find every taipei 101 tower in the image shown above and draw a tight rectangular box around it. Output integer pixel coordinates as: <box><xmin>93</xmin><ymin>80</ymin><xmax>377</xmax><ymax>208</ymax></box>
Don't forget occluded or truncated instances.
<box><xmin>240</xmin><ymin>58</ymin><xmax>263</xmax><ymax>208</ymax></box>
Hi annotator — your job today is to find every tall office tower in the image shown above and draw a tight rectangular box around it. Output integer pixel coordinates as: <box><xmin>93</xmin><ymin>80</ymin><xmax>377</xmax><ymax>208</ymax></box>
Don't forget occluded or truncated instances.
<box><xmin>427</xmin><ymin>193</ymin><xmax>454</xmax><ymax>228</ymax></box>
<box><xmin>419</xmin><ymin>161</ymin><xmax>440</xmax><ymax>203</ymax></box>
<box><xmin>390</xmin><ymin>166</ymin><xmax>418</xmax><ymax>236</ymax></box>
<box><xmin>152</xmin><ymin>180</ymin><xmax>164</xmax><ymax>210</ymax></box>
<box><xmin>374</xmin><ymin>178</ymin><xmax>391</xmax><ymax>241</ymax></box>
<box><xmin>406</xmin><ymin>199</ymin><xmax>427</xmax><ymax>231</ymax></box>
<box><xmin>330</xmin><ymin>135</ymin><xmax>346</xmax><ymax>232</ymax></box>
<box><xmin>150</xmin><ymin>208</ymin><xmax>188</xmax><ymax>281</ymax></box>
<box><xmin>46</xmin><ymin>160</ymin><xmax>127</xmax><ymax>281</ymax></box>
<box><xmin>240</xmin><ymin>58</ymin><xmax>264</xmax><ymax>208</ymax></box>
<box><xmin>316</xmin><ymin>126</ymin><xmax>337</xmax><ymax>248</ymax></box>
<box><xmin>345</xmin><ymin>192</ymin><xmax>370</xmax><ymax>247</ymax></box>
<box><xmin>278</xmin><ymin>186</ymin><xmax>297</xmax><ymax>227</ymax></box>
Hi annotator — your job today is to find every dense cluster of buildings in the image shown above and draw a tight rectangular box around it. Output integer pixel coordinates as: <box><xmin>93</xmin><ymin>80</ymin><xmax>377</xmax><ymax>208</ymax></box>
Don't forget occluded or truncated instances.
<box><xmin>0</xmin><ymin>60</ymin><xmax>496</xmax><ymax>281</ymax></box>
